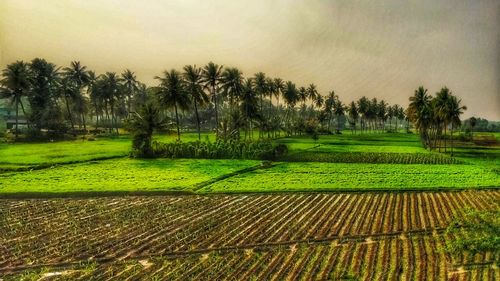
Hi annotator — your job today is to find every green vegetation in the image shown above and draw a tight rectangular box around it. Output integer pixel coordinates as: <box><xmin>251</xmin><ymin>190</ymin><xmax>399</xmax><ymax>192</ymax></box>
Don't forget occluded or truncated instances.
<box><xmin>199</xmin><ymin>162</ymin><xmax>499</xmax><ymax>193</ymax></box>
<box><xmin>0</xmin><ymin>158</ymin><xmax>258</xmax><ymax>195</ymax></box>
<box><xmin>446</xmin><ymin>208</ymin><xmax>500</xmax><ymax>258</ymax></box>
<box><xmin>0</xmin><ymin>133</ymin><xmax>216</xmax><ymax>171</ymax></box>
<box><xmin>0</xmin><ymin>132</ymin><xmax>498</xmax><ymax>196</ymax></box>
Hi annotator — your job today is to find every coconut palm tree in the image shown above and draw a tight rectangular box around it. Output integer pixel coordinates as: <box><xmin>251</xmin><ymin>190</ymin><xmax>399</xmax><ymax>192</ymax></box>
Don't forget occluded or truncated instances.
<box><xmin>63</xmin><ymin>61</ymin><xmax>91</xmax><ymax>132</ymax></box>
<box><xmin>101</xmin><ymin>72</ymin><xmax>121</xmax><ymax>133</ymax></box>
<box><xmin>121</xmin><ymin>69</ymin><xmax>138</xmax><ymax>114</ymax></box>
<box><xmin>0</xmin><ymin>61</ymin><xmax>31</xmax><ymax>138</ymax></box>
<box><xmin>408</xmin><ymin>86</ymin><xmax>432</xmax><ymax>148</ymax></box>
<box><xmin>333</xmin><ymin>98</ymin><xmax>345</xmax><ymax>133</ymax></box>
<box><xmin>448</xmin><ymin>95</ymin><xmax>467</xmax><ymax>156</ymax></box>
<box><xmin>156</xmin><ymin>69</ymin><xmax>190</xmax><ymax>140</ymax></box>
<box><xmin>357</xmin><ymin>96</ymin><xmax>369</xmax><ymax>133</ymax></box>
<box><xmin>183</xmin><ymin>65</ymin><xmax>209</xmax><ymax>140</ymax></box>
<box><xmin>273</xmin><ymin>78</ymin><xmax>285</xmax><ymax>109</ymax></box>
<box><xmin>434</xmin><ymin>87</ymin><xmax>454</xmax><ymax>152</ymax></box>
<box><xmin>348</xmin><ymin>101</ymin><xmax>359</xmax><ymax>133</ymax></box>
<box><xmin>253</xmin><ymin>72</ymin><xmax>267</xmax><ymax>113</ymax></box>
<box><xmin>221</xmin><ymin>67</ymin><xmax>244</xmax><ymax>114</ymax></box>
<box><xmin>201</xmin><ymin>62</ymin><xmax>223</xmax><ymax>133</ymax></box>
<box><xmin>307</xmin><ymin>84</ymin><xmax>318</xmax><ymax>106</ymax></box>
<box><xmin>298</xmin><ymin>86</ymin><xmax>308</xmax><ymax>107</ymax></box>
<box><xmin>314</xmin><ymin>95</ymin><xmax>324</xmax><ymax>110</ymax></box>
<box><xmin>240</xmin><ymin>78</ymin><xmax>259</xmax><ymax>139</ymax></box>
<box><xmin>126</xmin><ymin>102</ymin><xmax>168</xmax><ymax>157</ymax></box>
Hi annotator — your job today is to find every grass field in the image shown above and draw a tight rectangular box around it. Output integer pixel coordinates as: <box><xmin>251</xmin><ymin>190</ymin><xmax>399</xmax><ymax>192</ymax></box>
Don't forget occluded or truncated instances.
<box><xmin>0</xmin><ymin>158</ymin><xmax>258</xmax><ymax>195</ymax></box>
<box><xmin>0</xmin><ymin>132</ymin><xmax>498</xmax><ymax>195</ymax></box>
<box><xmin>199</xmin><ymin>162</ymin><xmax>499</xmax><ymax>193</ymax></box>
<box><xmin>0</xmin><ymin>132</ymin><xmax>216</xmax><ymax>171</ymax></box>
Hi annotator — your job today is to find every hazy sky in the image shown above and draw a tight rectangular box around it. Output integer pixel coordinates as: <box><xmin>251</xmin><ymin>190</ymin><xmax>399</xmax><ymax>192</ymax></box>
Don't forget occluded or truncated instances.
<box><xmin>1</xmin><ymin>0</ymin><xmax>499</xmax><ymax>119</ymax></box>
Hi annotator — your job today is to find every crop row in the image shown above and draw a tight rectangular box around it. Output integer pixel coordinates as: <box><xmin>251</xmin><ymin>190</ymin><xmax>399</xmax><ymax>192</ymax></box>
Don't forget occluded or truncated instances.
<box><xmin>3</xmin><ymin>235</ymin><xmax>498</xmax><ymax>280</ymax></box>
<box><xmin>283</xmin><ymin>151</ymin><xmax>463</xmax><ymax>164</ymax></box>
<box><xmin>1</xmin><ymin>191</ymin><xmax>498</xmax><ymax>270</ymax></box>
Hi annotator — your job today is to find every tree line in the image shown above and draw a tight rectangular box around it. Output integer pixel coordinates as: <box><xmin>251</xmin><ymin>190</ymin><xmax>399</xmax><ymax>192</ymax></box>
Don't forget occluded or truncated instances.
<box><xmin>1</xmin><ymin>58</ymin><xmax>410</xmax><ymax>141</ymax></box>
<box><xmin>407</xmin><ymin>86</ymin><xmax>467</xmax><ymax>155</ymax></box>
<box><xmin>1</xmin><ymin>58</ymin><xmax>467</xmax><ymax>156</ymax></box>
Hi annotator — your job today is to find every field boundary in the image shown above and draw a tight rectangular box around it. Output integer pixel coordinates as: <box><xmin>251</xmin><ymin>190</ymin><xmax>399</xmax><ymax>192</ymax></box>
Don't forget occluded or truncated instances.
<box><xmin>0</xmin><ymin>155</ymin><xmax>127</xmax><ymax>173</ymax></box>
<box><xmin>1</xmin><ymin>186</ymin><xmax>499</xmax><ymax>199</ymax></box>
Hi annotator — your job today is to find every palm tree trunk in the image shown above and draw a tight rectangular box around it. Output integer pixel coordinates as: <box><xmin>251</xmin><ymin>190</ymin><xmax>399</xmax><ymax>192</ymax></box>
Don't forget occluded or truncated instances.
<box><xmin>15</xmin><ymin>96</ymin><xmax>19</xmax><ymax>139</ymax></box>
<box><xmin>194</xmin><ymin>100</ymin><xmax>201</xmax><ymax>141</ymax></box>
<box><xmin>451</xmin><ymin>124</ymin><xmax>454</xmax><ymax>156</ymax></box>
<box><xmin>174</xmin><ymin>104</ymin><xmax>180</xmax><ymax>140</ymax></box>
<box><xmin>213</xmin><ymin>85</ymin><xmax>218</xmax><ymax>135</ymax></box>
<box><xmin>64</xmin><ymin>96</ymin><xmax>75</xmax><ymax>130</ymax></box>
<box><xmin>82</xmin><ymin>113</ymin><xmax>87</xmax><ymax>132</ymax></box>
<box><xmin>444</xmin><ymin>123</ymin><xmax>447</xmax><ymax>153</ymax></box>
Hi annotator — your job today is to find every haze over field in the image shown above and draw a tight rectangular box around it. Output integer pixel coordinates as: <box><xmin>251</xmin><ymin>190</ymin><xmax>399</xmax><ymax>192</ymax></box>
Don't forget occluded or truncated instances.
<box><xmin>1</xmin><ymin>0</ymin><xmax>498</xmax><ymax>119</ymax></box>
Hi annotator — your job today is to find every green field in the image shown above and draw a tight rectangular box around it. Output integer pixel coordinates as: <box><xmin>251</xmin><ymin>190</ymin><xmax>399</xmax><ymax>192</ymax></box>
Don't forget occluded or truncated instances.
<box><xmin>0</xmin><ymin>158</ymin><xmax>258</xmax><ymax>195</ymax></box>
<box><xmin>0</xmin><ymin>132</ymin><xmax>498</xmax><ymax>196</ymax></box>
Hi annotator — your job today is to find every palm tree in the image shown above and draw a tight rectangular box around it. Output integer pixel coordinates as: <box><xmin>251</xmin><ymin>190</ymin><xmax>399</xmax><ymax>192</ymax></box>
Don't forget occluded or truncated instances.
<box><xmin>221</xmin><ymin>67</ymin><xmax>244</xmax><ymax>114</ymax></box>
<box><xmin>253</xmin><ymin>72</ymin><xmax>267</xmax><ymax>113</ymax></box>
<box><xmin>348</xmin><ymin>101</ymin><xmax>359</xmax><ymax>133</ymax></box>
<box><xmin>435</xmin><ymin>87</ymin><xmax>456</xmax><ymax>152</ymax></box>
<box><xmin>121</xmin><ymin>69</ymin><xmax>138</xmax><ymax>114</ymax></box>
<box><xmin>273</xmin><ymin>78</ymin><xmax>285</xmax><ymax>109</ymax></box>
<box><xmin>156</xmin><ymin>69</ymin><xmax>190</xmax><ymax>140</ymax></box>
<box><xmin>126</xmin><ymin>102</ymin><xmax>168</xmax><ymax>157</ymax></box>
<box><xmin>201</xmin><ymin>62</ymin><xmax>223</xmax><ymax>133</ymax></box>
<box><xmin>0</xmin><ymin>61</ymin><xmax>31</xmax><ymax>138</ymax></box>
<box><xmin>408</xmin><ymin>86</ymin><xmax>432</xmax><ymax>148</ymax></box>
<box><xmin>333</xmin><ymin>98</ymin><xmax>345</xmax><ymax>133</ymax></box>
<box><xmin>298</xmin><ymin>86</ymin><xmax>308</xmax><ymax>107</ymax></box>
<box><xmin>307</xmin><ymin>84</ymin><xmax>318</xmax><ymax>107</ymax></box>
<box><xmin>448</xmin><ymin>95</ymin><xmax>466</xmax><ymax>156</ymax></box>
<box><xmin>29</xmin><ymin>58</ymin><xmax>61</xmax><ymax>131</ymax></box>
<box><xmin>183</xmin><ymin>65</ymin><xmax>209</xmax><ymax>140</ymax></box>
<box><xmin>240</xmin><ymin>78</ymin><xmax>259</xmax><ymax>139</ymax></box>
<box><xmin>101</xmin><ymin>72</ymin><xmax>121</xmax><ymax>133</ymax></box>
<box><xmin>357</xmin><ymin>96</ymin><xmax>369</xmax><ymax>133</ymax></box>
<box><xmin>63</xmin><ymin>61</ymin><xmax>90</xmax><ymax>132</ymax></box>
<box><xmin>325</xmin><ymin>91</ymin><xmax>337</xmax><ymax>132</ymax></box>
<box><xmin>314</xmin><ymin>95</ymin><xmax>324</xmax><ymax>110</ymax></box>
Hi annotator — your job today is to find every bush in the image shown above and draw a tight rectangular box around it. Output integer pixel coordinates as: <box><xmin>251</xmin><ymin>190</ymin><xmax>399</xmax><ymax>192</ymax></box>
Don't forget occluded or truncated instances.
<box><xmin>150</xmin><ymin>140</ymin><xmax>288</xmax><ymax>160</ymax></box>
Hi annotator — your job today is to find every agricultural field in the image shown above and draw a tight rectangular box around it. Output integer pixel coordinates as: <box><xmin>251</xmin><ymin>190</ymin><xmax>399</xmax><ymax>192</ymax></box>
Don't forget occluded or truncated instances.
<box><xmin>0</xmin><ymin>132</ymin><xmax>216</xmax><ymax>172</ymax></box>
<box><xmin>0</xmin><ymin>158</ymin><xmax>258</xmax><ymax>195</ymax></box>
<box><xmin>1</xmin><ymin>191</ymin><xmax>498</xmax><ymax>280</ymax></box>
<box><xmin>1</xmin><ymin>133</ymin><xmax>498</xmax><ymax>195</ymax></box>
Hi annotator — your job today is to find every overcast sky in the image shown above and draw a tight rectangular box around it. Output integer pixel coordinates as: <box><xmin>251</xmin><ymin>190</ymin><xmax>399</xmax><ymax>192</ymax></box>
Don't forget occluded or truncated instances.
<box><xmin>1</xmin><ymin>0</ymin><xmax>498</xmax><ymax>119</ymax></box>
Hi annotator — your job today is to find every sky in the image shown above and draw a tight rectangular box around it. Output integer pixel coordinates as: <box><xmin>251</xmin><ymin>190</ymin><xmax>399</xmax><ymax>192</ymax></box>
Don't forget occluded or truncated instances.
<box><xmin>1</xmin><ymin>0</ymin><xmax>499</xmax><ymax>119</ymax></box>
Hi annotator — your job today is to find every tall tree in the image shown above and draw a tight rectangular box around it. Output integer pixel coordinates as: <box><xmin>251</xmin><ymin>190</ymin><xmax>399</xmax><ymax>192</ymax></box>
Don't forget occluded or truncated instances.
<box><xmin>0</xmin><ymin>61</ymin><xmax>31</xmax><ymax>139</ymax></box>
<box><xmin>126</xmin><ymin>102</ymin><xmax>168</xmax><ymax>157</ymax></box>
<box><xmin>448</xmin><ymin>95</ymin><xmax>467</xmax><ymax>156</ymax></box>
<box><xmin>348</xmin><ymin>101</ymin><xmax>359</xmax><ymax>133</ymax></box>
<box><xmin>63</xmin><ymin>61</ymin><xmax>90</xmax><ymax>131</ymax></box>
<box><xmin>183</xmin><ymin>65</ymin><xmax>209</xmax><ymax>140</ymax></box>
<box><xmin>201</xmin><ymin>62</ymin><xmax>223</xmax><ymax>134</ymax></box>
<box><xmin>101</xmin><ymin>72</ymin><xmax>121</xmax><ymax>133</ymax></box>
<box><xmin>156</xmin><ymin>69</ymin><xmax>190</xmax><ymax>140</ymax></box>
<box><xmin>408</xmin><ymin>86</ymin><xmax>432</xmax><ymax>148</ymax></box>
<box><xmin>434</xmin><ymin>87</ymin><xmax>452</xmax><ymax>152</ymax></box>
<box><xmin>29</xmin><ymin>58</ymin><xmax>61</xmax><ymax>132</ymax></box>
<box><xmin>240</xmin><ymin>78</ymin><xmax>259</xmax><ymax>139</ymax></box>
<box><xmin>121</xmin><ymin>69</ymin><xmax>138</xmax><ymax>114</ymax></box>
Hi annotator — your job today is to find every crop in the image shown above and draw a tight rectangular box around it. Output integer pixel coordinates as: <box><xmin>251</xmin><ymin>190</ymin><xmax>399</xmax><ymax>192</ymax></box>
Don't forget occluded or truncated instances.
<box><xmin>0</xmin><ymin>158</ymin><xmax>259</xmax><ymax>194</ymax></box>
<box><xmin>200</xmin><ymin>162</ymin><xmax>500</xmax><ymax>193</ymax></box>
<box><xmin>1</xmin><ymin>191</ymin><xmax>498</xmax><ymax>279</ymax></box>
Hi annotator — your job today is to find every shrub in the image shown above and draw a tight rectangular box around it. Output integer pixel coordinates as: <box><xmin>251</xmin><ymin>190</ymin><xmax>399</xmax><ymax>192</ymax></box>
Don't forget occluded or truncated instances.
<box><xmin>151</xmin><ymin>140</ymin><xmax>288</xmax><ymax>160</ymax></box>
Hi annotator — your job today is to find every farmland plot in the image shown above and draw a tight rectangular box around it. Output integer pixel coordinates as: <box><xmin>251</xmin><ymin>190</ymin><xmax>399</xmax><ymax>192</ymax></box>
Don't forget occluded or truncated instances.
<box><xmin>1</xmin><ymin>191</ymin><xmax>498</xmax><ymax>280</ymax></box>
